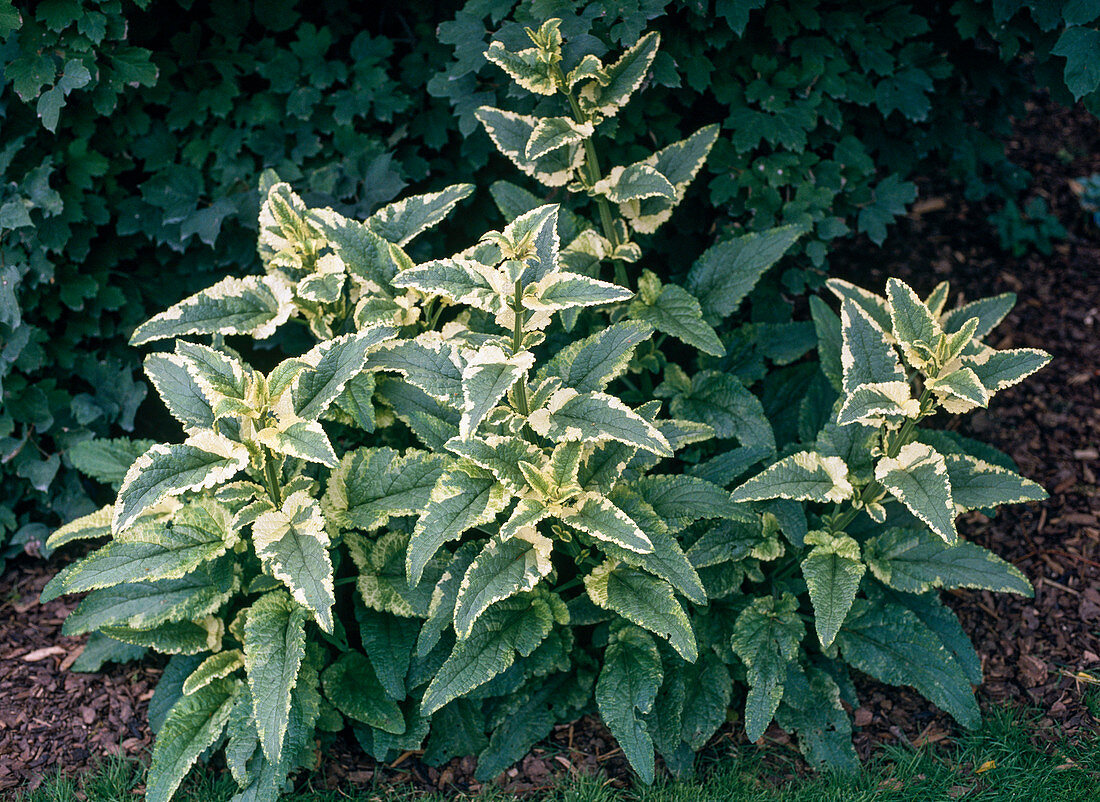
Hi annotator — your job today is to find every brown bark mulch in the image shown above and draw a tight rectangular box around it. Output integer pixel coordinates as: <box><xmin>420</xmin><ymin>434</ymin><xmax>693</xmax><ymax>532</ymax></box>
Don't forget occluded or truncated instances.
<box><xmin>1</xmin><ymin>95</ymin><xmax>1099</xmax><ymax>795</ymax></box>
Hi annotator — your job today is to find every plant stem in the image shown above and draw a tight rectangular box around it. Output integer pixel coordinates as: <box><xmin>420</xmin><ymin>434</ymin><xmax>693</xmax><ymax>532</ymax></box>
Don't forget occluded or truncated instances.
<box><xmin>261</xmin><ymin>447</ymin><xmax>282</xmax><ymax>507</ymax></box>
<box><xmin>511</xmin><ymin>279</ymin><xmax>530</xmax><ymax>417</ymax></box>
<box><xmin>557</xmin><ymin>73</ymin><xmax>630</xmax><ymax>288</ymax></box>
<box><xmin>829</xmin><ymin>387</ymin><xmax>933</xmax><ymax>534</ymax></box>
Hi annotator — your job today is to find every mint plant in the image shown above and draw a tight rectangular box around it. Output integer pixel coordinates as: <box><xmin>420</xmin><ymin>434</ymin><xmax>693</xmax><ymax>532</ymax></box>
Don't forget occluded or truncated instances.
<box><xmin>42</xmin><ymin>19</ymin><xmax>1052</xmax><ymax>800</ymax></box>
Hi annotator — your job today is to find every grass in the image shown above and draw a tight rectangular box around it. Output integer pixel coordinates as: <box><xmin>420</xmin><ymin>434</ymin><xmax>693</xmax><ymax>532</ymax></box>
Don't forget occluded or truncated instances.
<box><xmin>18</xmin><ymin>704</ymin><xmax>1100</xmax><ymax>802</ymax></box>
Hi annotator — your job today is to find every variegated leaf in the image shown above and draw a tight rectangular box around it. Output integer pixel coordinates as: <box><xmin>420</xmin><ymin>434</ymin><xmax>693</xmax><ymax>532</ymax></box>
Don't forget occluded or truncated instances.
<box><xmin>453</xmin><ymin>529</ymin><xmax>553</xmax><ymax>638</ymax></box>
<box><xmin>538</xmin><ymin>320</ymin><xmax>653</xmax><ymax>393</ymax></box>
<box><xmin>559</xmin><ymin>493</ymin><xmax>652</xmax><ymax>553</ymax></box>
<box><xmin>368</xmin><ymin>183</ymin><xmax>474</xmax><ymax>246</ymax></box>
<box><xmin>475</xmin><ymin>106</ymin><xmax>585</xmax><ymax>187</ymax></box>
<box><xmin>875</xmin><ymin>442</ymin><xmax>956</xmax><ymax>544</ymax></box>
<box><xmin>308</xmin><ymin>206</ymin><xmax>413</xmax><ymax>290</ymax></box>
<box><xmin>292</xmin><ymin>327</ymin><xmax>397</xmax><ymax>420</ymax></box>
<box><xmin>525</xmin><ymin>116</ymin><xmax>593</xmax><ymax>160</ymax></box>
<box><xmin>461</xmin><ymin>346</ymin><xmax>535</xmax><ymax>437</ymax></box>
<box><xmin>943</xmin><ymin>453</ymin><xmax>1046</xmax><ymax>511</ymax></box>
<box><xmin>800</xmin><ymin>531</ymin><xmax>865</xmax><ymax>648</ymax></box>
<box><xmin>839</xmin><ymin>298</ymin><xmax>905</xmax><ymax>395</ymax></box>
<box><xmin>585</xmin><ymin>561</ymin><xmax>696</xmax><ymax>661</ymax></box>
<box><xmin>577</xmin><ymin>31</ymin><xmax>659</xmax><ymax>120</ymax></box>
<box><xmin>528</xmin><ymin>389</ymin><xmax>671</xmax><ymax>457</ymax></box>
<box><xmin>730</xmin><ymin>451</ymin><xmax>853</xmax><ymax>504</ymax></box>
<box><xmin>326</xmin><ymin>447</ymin><xmax>448</xmax><ymax>532</ymax></box>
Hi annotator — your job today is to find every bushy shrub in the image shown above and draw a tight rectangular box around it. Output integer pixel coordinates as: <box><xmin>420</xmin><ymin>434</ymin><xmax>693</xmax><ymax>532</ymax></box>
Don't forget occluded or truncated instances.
<box><xmin>1</xmin><ymin>0</ymin><xmax>1094</xmax><ymax>569</ymax></box>
<box><xmin>43</xmin><ymin>22</ymin><xmax>1052</xmax><ymax>800</ymax></box>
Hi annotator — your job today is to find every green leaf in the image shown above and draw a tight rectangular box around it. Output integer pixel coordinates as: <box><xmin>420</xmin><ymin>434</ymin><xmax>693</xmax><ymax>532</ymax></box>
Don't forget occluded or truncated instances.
<box><xmin>670</xmin><ymin>371</ymin><xmax>775</xmax><ymax>454</ymax></box>
<box><xmin>68</xmin><ymin>439</ymin><xmax>157</xmax><ymax>488</ymax></box>
<box><xmin>356</xmin><ymin>608</ymin><xmax>419</xmax><ymax>701</ymax></box>
<box><xmin>963</xmin><ymin>348</ymin><xmax>1051</xmax><ymax>393</ymax></box>
<box><xmin>878</xmin><ymin>586</ymin><xmax>982</xmax><ymax>685</ymax></box>
<box><xmin>582</xmin><ymin>31</ymin><xmax>660</xmax><ymax>120</ymax></box>
<box><xmin>114</xmin><ymin>435</ymin><xmax>249</xmax><ymax>532</ymax></box>
<box><xmin>586</xmin><ymin>562</ymin><xmax>696</xmax><ymax>661</ymax></box>
<box><xmin>524</xmin><ymin>116</ymin><xmax>594</xmax><ymax>160</ymax></box>
<box><xmin>309</xmin><ymin>207</ymin><xmax>413</xmax><ymax>290</ymax></box>
<box><xmin>678</xmin><ymin>653</ymin><xmax>732</xmax><ymax>751</ymax></box>
<box><xmin>370</xmin><ymin>338</ymin><xmax>465</xmax><ymax>404</ymax></box>
<box><xmin>774</xmin><ymin>664</ymin><xmax>858</xmax><ymax>772</ymax></box>
<box><xmin>875</xmin><ymin>443</ymin><xmax>957</xmax><ymax>544</ymax></box>
<box><xmin>1052</xmin><ymin>26</ymin><xmax>1100</xmax><ymax>100</ymax></box>
<box><xmin>529</xmin><ymin>272</ymin><xmax>633</xmax><ymax>312</ymax></box>
<box><xmin>422</xmin><ymin>592</ymin><xmax>554</xmax><ymax>715</ymax></box>
<box><xmin>146</xmin><ymin>677</ymin><xmax>241</xmax><ymax>802</ymax></box>
<box><xmin>631</xmin><ymin>475</ymin><xmax>740</xmax><ymax>531</ymax></box>
<box><xmin>560</xmin><ymin>494</ymin><xmax>652</xmax><ymax>553</ymax></box>
<box><xmin>529</xmin><ymin>389</ymin><xmax>671</xmax><ymax>456</ymax></box>
<box><xmin>837</xmin><ymin>599</ymin><xmax>979</xmax><ymax>728</ymax></box>
<box><xmin>941</xmin><ymin>293</ymin><xmax>1015</xmax><ymax>339</ymax></box>
<box><xmin>143</xmin><ymin>354</ymin><xmax>216</xmax><ymax>430</ymax></box>
<box><xmin>321</xmin><ymin>652</ymin><xmax>404</xmax><ymax>734</ymax></box>
<box><xmin>453</xmin><ymin>530</ymin><xmax>553</xmax><ymax>638</ymax></box>
<box><xmin>943</xmin><ymin>453</ymin><xmax>1046</xmax><ymax>511</ymax></box>
<box><xmin>293</xmin><ymin>328</ymin><xmax>397</xmax><ymax>421</ymax></box>
<box><xmin>810</xmin><ymin>296</ymin><xmax>843</xmax><ymax>390</ymax></box>
<box><xmin>800</xmin><ymin>531</ymin><xmax>865</xmax><ymax>648</ymax></box>
<box><xmin>46</xmin><ymin>505</ymin><xmax>114</xmax><ymax>550</ymax></box>
<box><xmin>598</xmin><ymin>163</ymin><xmax>677</xmax><ymax>203</ymax></box>
<box><xmin>444</xmin><ymin>436</ymin><xmax>542</xmax><ymax>495</ymax></box>
<box><xmin>101</xmin><ymin>620</ymin><xmax>217</xmax><ymax>655</ymax></box>
<box><xmin>538</xmin><ymin>320</ymin><xmax>653</xmax><ymax>392</ymax></box>
<box><xmin>183</xmin><ymin>650</ymin><xmax>245</xmax><ymax>696</ymax></box>
<box><xmin>596</xmin><ymin>624</ymin><xmax>662</xmax><ymax>783</ymax></box>
<box><xmin>886</xmin><ymin>278</ymin><xmax>940</xmax><ymax>361</ymax></box>
<box><xmin>863</xmin><ymin>527</ymin><xmax>1032</xmax><ymax>595</ymax></box>
<box><xmin>630</xmin><ymin>284</ymin><xmax>724</xmax><ymax>357</ymax></box>
<box><xmin>730</xmin><ymin>451</ymin><xmax>853</xmax><ymax>504</ymax></box>
<box><xmin>252</xmin><ymin>491</ymin><xmax>335</xmax><ymax>632</ymax></box>
<box><xmin>256</xmin><ymin>420</ymin><xmax>337</xmax><ymax>468</ymax></box>
<box><xmin>731</xmin><ymin>593</ymin><xmax>803</xmax><ymax>742</ymax></box>
<box><xmin>839</xmin><ymin>299</ymin><xmax>905</xmax><ymax>395</ymax></box>
<box><xmin>408</xmin><ymin>462</ymin><xmax>507</xmax><ymax>585</ymax></box>
<box><xmin>475</xmin><ymin>106</ymin><xmax>585</xmax><ymax>187</ymax></box>
<box><xmin>62</xmin><ymin>560</ymin><xmax>237</xmax><ymax>637</ymax></box>
<box><xmin>326</xmin><ymin>447</ymin><xmax>447</xmax><ymax>532</ymax></box>
<box><xmin>826</xmin><ymin>278</ymin><xmax>891</xmax><ymax>332</ymax></box>
<box><xmin>484</xmin><ymin>40</ymin><xmax>556</xmax><ymax>96</ymax></box>
<box><xmin>131</xmin><ymin>276</ymin><xmax>293</xmax><ymax>346</ymax></box>
<box><xmin>460</xmin><ymin>346</ymin><xmax>534</xmax><ymax>437</ymax></box>
<box><xmin>685</xmin><ymin>225</ymin><xmax>804</xmax><ymax>321</ymax></box>
<box><xmin>44</xmin><ymin>509</ymin><xmax>231</xmax><ymax>602</ymax></box>
<box><xmin>350</xmin><ymin>531</ymin><xmax>439</xmax><ymax>618</ymax></box>
<box><xmin>836</xmin><ymin>381</ymin><xmax>919</xmax><ymax>427</ymax></box>
<box><xmin>244</xmin><ymin>591</ymin><xmax>309</xmax><ymax>765</ymax></box>
<box><xmin>368</xmin><ymin>184</ymin><xmax>474</xmax><ymax>246</ymax></box>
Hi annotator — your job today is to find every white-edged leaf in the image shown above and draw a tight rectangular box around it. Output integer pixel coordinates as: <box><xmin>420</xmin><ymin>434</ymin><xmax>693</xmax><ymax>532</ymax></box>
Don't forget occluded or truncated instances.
<box><xmin>840</xmin><ymin>299</ymin><xmax>905</xmax><ymax>395</ymax></box>
<box><xmin>368</xmin><ymin>183</ymin><xmax>474</xmax><ymax>246</ymax></box>
<box><xmin>460</xmin><ymin>346</ymin><xmax>534</xmax><ymax>437</ymax></box>
<box><xmin>730</xmin><ymin>451</ymin><xmax>853</xmax><ymax>504</ymax></box>
<box><xmin>538</xmin><ymin>320</ymin><xmax>653</xmax><ymax>392</ymax></box>
<box><xmin>524</xmin><ymin>116</ymin><xmax>593</xmax><ymax>160</ymax></box>
<box><xmin>326</xmin><ymin>447</ymin><xmax>448</xmax><ymax>532</ymax></box>
<box><xmin>292</xmin><ymin>328</ymin><xmax>397</xmax><ymax>420</ymax></box>
<box><xmin>560</xmin><ymin>494</ymin><xmax>652</xmax><ymax>553</ymax></box>
<box><xmin>943</xmin><ymin>453</ymin><xmax>1046</xmax><ymax>511</ymax></box>
<box><xmin>453</xmin><ymin>529</ymin><xmax>553</xmax><ymax>638</ymax></box>
<box><xmin>527</xmin><ymin>389</ymin><xmax>671</xmax><ymax>457</ymax></box>
<box><xmin>585</xmin><ymin>562</ymin><xmax>696</xmax><ymax>661</ymax></box>
<box><xmin>875</xmin><ymin>442</ymin><xmax>956</xmax><ymax>544</ymax></box>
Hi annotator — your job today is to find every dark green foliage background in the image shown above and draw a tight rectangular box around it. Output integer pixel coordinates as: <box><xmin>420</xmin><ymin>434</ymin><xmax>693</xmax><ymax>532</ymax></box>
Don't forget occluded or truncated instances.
<box><xmin>0</xmin><ymin>0</ymin><xmax>1096</xmax><ymax>565</ymax></box>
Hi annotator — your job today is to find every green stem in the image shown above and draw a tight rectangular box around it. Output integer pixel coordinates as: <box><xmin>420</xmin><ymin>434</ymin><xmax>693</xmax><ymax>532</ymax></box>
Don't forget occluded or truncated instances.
<box><xmin>558</xmin><ymin>73</ymin><xmax>630</xmax><ymax>289</ymax></box>
<box><xmin>511</xmin><ymin>279</ymin><xmax>530</xmax><ymax>417</ymax></box>
<box><xmin>829</xmin><ymin>387</ymin><xmax>933</xmax><ymax>534</ymax></box>
<box><xmin>554</xmin><ymin>575</ymin><xmax>585</xmax><ymax>595</ymax></box>
<box><xmin>261</xmin><ymin>447</ymin><xmax>282</xmax><ymax>508</ymax></box>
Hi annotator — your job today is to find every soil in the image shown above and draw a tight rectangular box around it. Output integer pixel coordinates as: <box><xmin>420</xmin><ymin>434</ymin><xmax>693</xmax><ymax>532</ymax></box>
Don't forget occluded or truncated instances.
<box><xmin>1</xmin><ymin>95</ymin><xmax>1098</xmax><ymax>796</ymax></box>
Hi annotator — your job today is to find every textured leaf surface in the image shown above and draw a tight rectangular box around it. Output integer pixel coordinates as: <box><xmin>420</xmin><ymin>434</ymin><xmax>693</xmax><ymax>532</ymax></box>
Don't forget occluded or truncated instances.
<box><xmin>801</xmin><ymin>532</ymin><xmax>865</xmax><ymax>647</ymax></box>
<box><xmin>293</xmin><ymin>328</ymin><xmax>397</xmax><ymax>420</ymax></box>
<box><xmin>837</xmin><ymin>600</ymin><xmax>979</xmax><ymax>728</ymax></box>
<box><xmin>146</xmin><ymin>677</ymin><xmax>241</xmax><ymax>802</ymax></box>
<box><xmin>670</xmin><ymin>371</ymin><xmax>775</xmax><ymax>454</ymax></box>
<box><xmin>538</xmin><ymin>321</ymin><xmax>653</xmax><ymax>392</ymax></box>
<box><xmin>244</xmin><ymin>592</ymin><xmax>309</xmax><ymax>765</ymax></box>
<box><xmin>585</xmin><ymin>562</ymin><xmax>696</xmax><ymax>661</ymax></box>
<box><xmin>132</xmin><ymin>276</ymin><xmax>292</xmax><ymax>345</ymax></box>
<box><xmin>943</xmin><ymin>454</ymin><xmax>1046</xmax><ymax>511</ymax></box>
<box><xmin>839</xmin><ymin>299</ymin><xmax>904</xmax><ymax>395</ymax></box>
<box><xmin>863</xmin><ymin>527</ymin><xmax>1032</xmax><ymax>595</ymax></box>
<box><xmin>630</xmin><ymin>284</ymin><xmax>724</xmax><ymax>356</ymax></box>
<box><xmin>252</xmin><ymin>491</ymin><xmax>335</xmax><ymax>632</ymax></box>
<box><xmin>327</xmin><ymin>447</ymin><xmax>447</xmax><ymax>532</ymax></box>
<box><xmin>453</xmin><ymin>531</ymin><xmax>553</xmax><ymax>638</ymax></box>
<box><xmin>560</xmin><ymin>494</ymin><xmax>652</xmax><ymax>553</ymax></box>
<box><xmin>730</xmin><ymin>452</ymin><xmax>853</xmax><ymax>504</ymax></box>
<box><xmin>596</xmin><ymin>625</ymin><xmax>662</xmax><ymax>783</ymax></box>
<box><xmin>460</xmin><ymin>347</ymin><xmax>534</xmax><ymax>437</ymax></box>
<box><xmin>422</xmin><ymin>592</ymin><xmax>554</xmax><ymax>715</ymax></box>
<box><xmin>321</xmin><ymin>652</ymin><xmax>404</xmax><ymax>733</ymax></box>
<box><xmin>875</xmin><ymin>442</ymin><xmax>956</xmax><ymax>544</ymax></box>
<box><xmin>368</xmin><ymin>183</ymin><xmax>473</xmax><ymax>246</ymax></box>
<box><xmin>529</xmin><ymin>390</ymin><xmax>671</xmax><ymax>456</ymax></box>
<box><xmin>731</xmin><ymin>594</ymin><xmax>803</xmax><ymax>742</ymax></box>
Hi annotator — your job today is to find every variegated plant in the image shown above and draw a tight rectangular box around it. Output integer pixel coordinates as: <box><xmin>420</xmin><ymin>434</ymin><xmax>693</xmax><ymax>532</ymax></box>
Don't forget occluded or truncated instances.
<box><xmin>40</xmin><ymin>17</ymin><xmax>1052</xmax><ymax>801</ymax></box>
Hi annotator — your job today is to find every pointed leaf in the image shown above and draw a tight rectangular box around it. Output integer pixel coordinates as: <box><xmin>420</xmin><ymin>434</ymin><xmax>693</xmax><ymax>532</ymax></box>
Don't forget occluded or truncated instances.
<box><xmin>800</xmin><ymin>532</ymin><xmax>865</xmax><ymax>647</ymax></box>
<box><xmin>368</xmin><ymin>183</ymin><xmax>474</xmax><ymax>246</ymax></box>
<box><xmin>630</xmin><ymin>284</ymin><xmax>724</xmax><ymax>357</ymax></box>
<box><xmin>586</xmin><ymin>562</ymin><xmax>696</xmax><ymax>661</ymax></box>
<box><xmin>538</xmin><ymin>320</ymin><xmax>653</xmax><ymax>392</ymax></box>
<box><xmin>875</xmin><ymin>443</ymin><xmax>957</xmax><ymax>544</ymax></box>
<box><xmin>453</xmin><ymin>530</ymin><xmax>553</xmax><ymax>638</ymax></box>
<box><xmin>527</xmin><ymin>389</ymin><xmax>671</xmax><ymax>457</ymax></box>
<box><xmin>730</xmin><ymin>451</ymin><xmax>853</xmax><ymax>503</ymax></box>
<box><xmin>731</xmin><ymin>594</ymin><xmax>803</xmax><ymax>742</ymax></box>
<box><xmin>596</xmin><ymin>624</ymin><xmax>662</xmax><ymax>783</ymax></box>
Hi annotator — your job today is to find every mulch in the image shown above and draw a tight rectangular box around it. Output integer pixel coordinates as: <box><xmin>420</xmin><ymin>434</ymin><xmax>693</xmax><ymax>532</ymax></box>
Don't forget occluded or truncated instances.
<box><xmin>1</xmin><ymin>94</ymin><xmax>1099</xmax><ymax>796</ymax></box>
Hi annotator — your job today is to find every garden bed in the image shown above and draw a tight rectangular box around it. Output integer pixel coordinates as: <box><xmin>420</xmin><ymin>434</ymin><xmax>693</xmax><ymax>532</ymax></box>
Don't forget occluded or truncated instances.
<box><xmin>1</xmin><ymin>94</ymin><xmax>1098</xmax><ymax>796</ymax></box>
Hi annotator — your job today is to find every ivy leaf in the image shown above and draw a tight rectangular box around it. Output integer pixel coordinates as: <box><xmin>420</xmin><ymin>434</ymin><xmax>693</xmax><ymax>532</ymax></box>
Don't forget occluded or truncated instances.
<box><xmin>875</xmin><ymin>443</ymin><xmax>957</xmax><ymax>544</ymax></box>
<box><xmin>857</xmin><ymin>174</ymin><xmax>916</xmax><ymax>245</ymax></box>
<box><xmin>837</xmin><ymin>599</ymin><xmax>979</xmax><ymax>728</ymax></box>
<box><xmin>453</xmin><ymin>530</ymin><xmax>553</xmax><ymax>638</ymax></box>
<box><xmin>630</xmin><ymin>284</ymin><xmax>724</xmax><ymax>357</ymax></box>
<box><xmin>585</xmin><ymin>562</ymin><xmax>696</xmax><ymax>661</ymax></box>
<box><xmin>1052</xmin><ymin>26</ymin><xmax>1100</xmax><ymax>100</ymax></box>
<box><xmin>244</xmin><ymin>591</ymin><xmax>309</xmax><ymax>766</ymax></box>
<box><xmin>421</xmin><ymin>591</ymin><xmax>554</xmax><ymax>715</ymax></box>
<box><xmin>321</xmin><ymin>652</ymin><xmax>405</xmax><ymax>734</ymax></box>
<box><xmin>800</xmin><ymin>531</ymin><xmax>865</xmax><ymax>648</ymax></box>
<box><xmin>685</xmin><ymin>225</ymin><xmax>804</xmax><ymax>321</ymax></box>
<box><xmin>252</xmin><ymin>491</ymin><xmax>335</xmax><ymax>633</ymax></box>
<box><xmin>731</xmin><ymin>594</ymin><xmax>803</xmax><ymax>742</ymax></box>
<box><xmin>131</xmin><ymin>276</ymin><xmax>294</xmax><ymax>346</ymax></box>
<box><xmin>863</xmin><ymin>527</ymin><xmax>1032</xmax><ymax>595</ymax></box>
<box><xmin>145</xmin><ymin>677</ymin><xmax>241</xmax><ymax>802</ymax></box>
<box><xmin>596</xmin><ymin>624</ymin><xmax>662</xmax><ymax>783</ymax></box>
